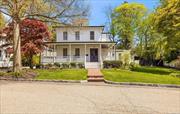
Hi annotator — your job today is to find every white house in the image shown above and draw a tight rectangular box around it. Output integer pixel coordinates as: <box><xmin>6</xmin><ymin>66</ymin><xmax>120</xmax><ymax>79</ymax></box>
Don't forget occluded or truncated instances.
<box><xmin>0</xmin><ymin>39</ymin><xmax>13</xmax><ymax>67</ymax></box>
<box><xmin>41</xmin><ymin>25</ymin><xmax>116</xmax><ymax>68</ymax></box>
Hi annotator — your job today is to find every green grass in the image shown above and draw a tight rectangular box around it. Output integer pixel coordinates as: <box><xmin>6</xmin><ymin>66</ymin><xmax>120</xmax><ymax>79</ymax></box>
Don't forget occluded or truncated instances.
<box><xmin>131</xmin><ymin>66</ymin><xmax>180</xmax><ymax>75</ymax></box>
<box><xmin>102</xmin><ymin>69</ymin><xmax>180</xmax><ymax>85</ymax></box>
<box><xmin>35</xmin><ymin>69</ymin><xmax>87</xmax><ymax>80</ymax></box>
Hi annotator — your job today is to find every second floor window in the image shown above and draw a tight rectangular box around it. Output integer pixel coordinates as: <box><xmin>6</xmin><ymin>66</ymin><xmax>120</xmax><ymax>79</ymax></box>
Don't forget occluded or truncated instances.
<box><xmin>90</xmin><ymin>31</ymin><xmax>94</xmax><ymax>40</ymax></box>
<box><xmin>63</xmin><ymin>48</ymin><xmax>68</xmax><ymax>57</ymax></box>
<box><xmin>75</xmin><ymin>48</ymin><xmax>80</xmax><ymax>57</ymax></box>
<box><xmin>75</xmin><ymin>31</ymin><xmax>80</xmax><ymax>40</ymax></box>
<box><xmin>63</xmin><ymin>32</ymin><xmax>68</xmax><ymax>40</ymax></box>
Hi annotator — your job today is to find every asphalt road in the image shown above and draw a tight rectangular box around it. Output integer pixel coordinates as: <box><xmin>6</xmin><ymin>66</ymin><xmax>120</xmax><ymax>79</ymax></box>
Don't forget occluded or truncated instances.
<box><xmin>0</xmin><ymin>81</ymin><xmax>180</xmax><ymax>114</ymax></box>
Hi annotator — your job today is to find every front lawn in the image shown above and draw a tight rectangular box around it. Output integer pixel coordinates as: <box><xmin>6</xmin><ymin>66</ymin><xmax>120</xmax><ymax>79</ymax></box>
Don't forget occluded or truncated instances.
<box><xmin>35</xmin><ymin>69</ymin><xmax>87</xmax><ymax>80</ymax></box>
<box><xmin>102</xmin><ymin>69</ymin><xmax>180</xmax><ymax>85</ymax></box>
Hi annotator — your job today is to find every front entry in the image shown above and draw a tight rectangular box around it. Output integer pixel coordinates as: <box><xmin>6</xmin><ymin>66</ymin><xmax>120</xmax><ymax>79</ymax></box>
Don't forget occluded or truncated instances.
<box><xmin>90</xmin><ymin>48</ymin><xmax>98</xmax><ymax>62</ymax></box>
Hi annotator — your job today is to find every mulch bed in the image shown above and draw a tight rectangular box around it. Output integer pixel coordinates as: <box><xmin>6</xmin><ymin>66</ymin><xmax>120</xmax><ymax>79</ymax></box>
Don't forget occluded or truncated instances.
<box><xmin>0</xmin><ymin>70</ymin><xmax>38</xmax><ymax>80</ymax></box>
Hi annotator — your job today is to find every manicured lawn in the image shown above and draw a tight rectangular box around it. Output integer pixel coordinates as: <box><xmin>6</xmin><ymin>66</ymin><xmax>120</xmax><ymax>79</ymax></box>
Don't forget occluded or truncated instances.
<box><xmin>131</xmin><ymin>66</ymin><xmax>180</xmax><ymax>75</ymax></box>
<box><xmin>102</xmin><ymin>69</ymin><xmax>180</xmax><ymax>85</ymax></box>
<box><xmin>35</xmin><ymin>69</ymin><xmax>87</xmax><ymax>80</ymax></box>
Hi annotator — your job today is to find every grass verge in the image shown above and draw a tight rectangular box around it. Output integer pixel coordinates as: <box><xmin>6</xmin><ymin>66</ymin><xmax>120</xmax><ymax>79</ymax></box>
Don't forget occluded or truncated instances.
<box><xmin>102</xmin><ymin>69</ymin><xmax>180</xmax><ymax>85</ymax></box>
<box><xmin>35</xmin><ymin>69</ymin><xmax>87</xmax><ymax>80</ymax></box>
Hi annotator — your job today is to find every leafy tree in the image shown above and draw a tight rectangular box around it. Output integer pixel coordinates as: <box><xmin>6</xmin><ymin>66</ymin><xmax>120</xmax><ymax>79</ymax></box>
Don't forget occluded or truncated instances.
<box><xmin>136</xmin><ymin>13</ymin><xmax>168</xmax><ymax>65</ymax></box>
<box><xmin>112</xmin><ymin>2</ymin><xmax>147</xmax><ymax>49</ymax></box>
<box><xmin>0</xmin><ymin>13</ymin><xmax>5</xmax><ymax>29</ymax></box>
<box><xmin>154</xmin><ymin>0</ymin><xmax>180</xmax><ymax>60</ymax></box>
<box><xmin>2</xmin><ymin>19</ymin><xmax>50</xmax><ymax>69</ymax></box>
<box><xmin>0</xmin><ymin>0</ymin><xmax>88</xmax><ymax>72</ymax></box>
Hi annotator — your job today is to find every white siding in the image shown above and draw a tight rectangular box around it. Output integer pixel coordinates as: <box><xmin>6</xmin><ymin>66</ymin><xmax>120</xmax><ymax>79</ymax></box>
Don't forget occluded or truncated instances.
<box><xmin>56</xmin><ymin>27</ymin><xmax>110</xmax><ymax>42</ymax></box>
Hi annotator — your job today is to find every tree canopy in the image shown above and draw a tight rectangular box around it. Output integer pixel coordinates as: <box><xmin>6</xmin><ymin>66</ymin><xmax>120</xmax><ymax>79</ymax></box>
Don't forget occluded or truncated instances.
<box><xmin>2</xmin><ymin>18</ymin><xmax>51</xmax><ymax>68</ymax></box>
<box><xmin>112</xmin><ymin>2</ymin><xmax>147</xmax><ymax>49</ymax></box>
<box><xmin>0</xmin><ymin>0</ymin><xmax>89</xmax><ymax>72</ymax></box>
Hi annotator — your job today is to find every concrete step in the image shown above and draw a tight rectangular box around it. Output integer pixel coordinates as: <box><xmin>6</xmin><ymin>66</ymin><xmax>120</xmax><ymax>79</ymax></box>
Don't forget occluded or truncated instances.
<box><xmin>87</xmin><ymin>75</ymin><xmax>103</xmax><ymax>78</ymax></box>
<box><xmin>88</xmin><ymin>77</ymin><xmax>104</xmax><ymax>82</ymax></box>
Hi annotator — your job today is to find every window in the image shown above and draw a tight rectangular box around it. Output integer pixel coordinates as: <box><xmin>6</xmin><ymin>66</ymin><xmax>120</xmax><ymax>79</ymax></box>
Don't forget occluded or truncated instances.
<box><xmin>63</xmin><ymin>32</ymin><xmax>68</xmax><ymax>40</ymax></box>
<box><xmin>75</xmin><ymin>31</ymin><xmax>80</xmax><ymax>40</ymax></box>
<box><xmin>75</xmin><ymin>48</ymin><xmax>80</xmax><ymax>57</ymax></box>
<box><xmin>63</xmin><ymin>48</ymin><xmax>68</xmax><ymax>57</ymax></box>
<box><xmin>0</xmin><ymin>50</ymin><xmax>1</xmax><ymax>57</ymax></box>
<box><xmin>90</xmin><ymin>31</ymin><xmax>94</xmax><ymax>40</ymax></box>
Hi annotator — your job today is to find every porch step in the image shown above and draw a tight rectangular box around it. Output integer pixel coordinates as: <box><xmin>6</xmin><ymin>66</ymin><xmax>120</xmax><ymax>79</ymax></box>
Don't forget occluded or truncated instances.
<box><xmin>87</xmin><ymin>69</ymin><xmax>104</xmax><ymax>82</ymax></box>
<box><xmin>85</xmin><ymin>62</ymin><xmax>100</xmax><ymax>69</ymax></box>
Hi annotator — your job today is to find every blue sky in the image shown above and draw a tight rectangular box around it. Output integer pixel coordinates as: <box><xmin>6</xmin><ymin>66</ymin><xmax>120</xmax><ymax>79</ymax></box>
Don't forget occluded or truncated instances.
<box><xmin>89</xmin><ymin>0</ymin><xmax>160</xmax><ymax>26</ymax></box>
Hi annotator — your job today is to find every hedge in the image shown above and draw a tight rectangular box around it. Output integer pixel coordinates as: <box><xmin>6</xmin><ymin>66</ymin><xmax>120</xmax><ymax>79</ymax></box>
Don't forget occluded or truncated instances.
<box><xmin>103</xmin><ymin>60</ymin><xmax>123</xmax><ymax>68</ymax></box>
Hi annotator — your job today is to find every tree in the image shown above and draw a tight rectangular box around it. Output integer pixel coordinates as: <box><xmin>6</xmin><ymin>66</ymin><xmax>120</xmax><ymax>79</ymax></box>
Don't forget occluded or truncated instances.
<box><xmin>0</xmin><ymin>13</ymin><xmax>5</xmax><ymax>29</ymax></box>
<box><xmin>154</xmin><ymin>0</ymin><xmax>180</xmax><ymax>60</ymax></box>
<box><xmin>112</xmin><ymin>2</ymin><xmax>147</xmax><ymax>49</ymax></box>
<box><xmin>0</xmin><ymin>0</ymin><xmax>88</xmax><ymax>72</ymax></box>
<box><xmin>104</xmin><ymin>5</ymin><xmax>116</xmax><ymax>42</ymax></box>
<box><xmin>2</xmin><ymin>19</ymin><xmax>50</xmax><ymax>68</ymax></box>
<box><xmin>135</xmin><ymin>13</ymin><xmax>168</xmax><ymax>65</ymax></box>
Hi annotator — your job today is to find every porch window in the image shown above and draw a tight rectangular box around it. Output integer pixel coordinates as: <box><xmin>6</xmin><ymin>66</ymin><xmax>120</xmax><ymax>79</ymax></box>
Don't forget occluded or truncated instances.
<box><xmin>90</xmin><ymin>31</ymin><xmax>94</xmax><ymax>40</ymax></box>
<box><xmin>63</xmin><ymin>48</ymin><xmax>68</xmax><ymax>57</ymax></box>
<box><xmin>75</xmin><ymin>48</ymin><xmax>80</xmax><ymax>57</ymax></box>
<box><xmin>63</xmin><ymin>32</ymin><xmax>68</xmax><ymax>40</ymax></box>
<box><xmin>75</xmin><ymin>31</ymin><xmax>80</xmax><ymax>40</ymax></box>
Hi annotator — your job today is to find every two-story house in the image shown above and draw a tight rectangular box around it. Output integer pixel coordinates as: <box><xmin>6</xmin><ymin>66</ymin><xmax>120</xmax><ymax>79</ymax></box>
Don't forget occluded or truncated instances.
<box><xmin>41</xmin><ymin>20</ymin><xmax>116</xmax><ymax>68</ymax></box>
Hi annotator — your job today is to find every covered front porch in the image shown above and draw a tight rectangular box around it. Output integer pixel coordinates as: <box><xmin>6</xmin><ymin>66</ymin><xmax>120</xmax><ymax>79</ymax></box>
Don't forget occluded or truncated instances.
<box><xmin>41</xmin><ymin>42</ymin><xmax>115</xmax><ymax>68</ymax></box>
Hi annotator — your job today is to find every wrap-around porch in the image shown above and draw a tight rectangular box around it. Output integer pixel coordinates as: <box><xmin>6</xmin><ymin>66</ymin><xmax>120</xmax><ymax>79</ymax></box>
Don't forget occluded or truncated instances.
<box><xmin>41</xmin><ymin>42</ymin><xmax>115</xmax><ymax>68</ymax></box>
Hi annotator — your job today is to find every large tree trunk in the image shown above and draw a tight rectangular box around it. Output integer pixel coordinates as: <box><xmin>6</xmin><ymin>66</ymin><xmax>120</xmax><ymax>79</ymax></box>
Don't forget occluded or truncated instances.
<box><xmin>13</xmin><ymin>21</ymin><xmax>22</xmax><ymax>72</ymax></box>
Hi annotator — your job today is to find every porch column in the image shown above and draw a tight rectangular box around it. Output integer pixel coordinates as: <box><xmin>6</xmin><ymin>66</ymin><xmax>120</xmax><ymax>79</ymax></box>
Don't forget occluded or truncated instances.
<box><xmin>84</xmin><ymin>44</ymin><xmax>86</xmax><ymax>67</ymax></box>
<box><xmin>99</xmin><ymin>44</ymin><xmax>103</xmax><ymax>69</ymax></box>
<box><xmin>69</xmin><ymin>44</ymin><xmax>72</xmax><ymax>63</ymax></box>
<box><xmin>53</xmin><ymin>44</ymin><xmax>56</xmax><ymax>63</ymax></box>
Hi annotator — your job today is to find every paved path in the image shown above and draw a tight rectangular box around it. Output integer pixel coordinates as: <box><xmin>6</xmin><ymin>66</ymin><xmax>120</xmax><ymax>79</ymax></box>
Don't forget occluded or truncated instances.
<box><xmin>87</xmin><ymin>69</ymin><xmax>104</xmax><ymax>82</ymax></box>
<box><xmin>0</xmin><ymin>81</ymin><xmax>180</xmax><ymax>114</ymax></box>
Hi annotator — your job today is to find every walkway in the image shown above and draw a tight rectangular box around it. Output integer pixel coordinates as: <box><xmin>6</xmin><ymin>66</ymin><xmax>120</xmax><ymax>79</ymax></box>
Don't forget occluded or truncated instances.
<box><xmin>87</xmin><ymin>69</ymin><xmax>104</xmax><ymax>82</ymax></box>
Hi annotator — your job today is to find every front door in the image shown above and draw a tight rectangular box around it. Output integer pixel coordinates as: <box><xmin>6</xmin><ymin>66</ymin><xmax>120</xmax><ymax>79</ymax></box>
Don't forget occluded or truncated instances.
<box><xmin>90</xmin><ymin>48</ymin><xmax>98</xmax><ymax>62</ymax></box>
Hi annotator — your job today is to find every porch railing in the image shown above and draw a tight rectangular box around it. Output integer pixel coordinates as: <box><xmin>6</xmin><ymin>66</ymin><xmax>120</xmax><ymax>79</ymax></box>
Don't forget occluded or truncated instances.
<box><xmin>41</xmin><ymin>55</ymin><xmax>115</xmax><ymax>63</ymax></box>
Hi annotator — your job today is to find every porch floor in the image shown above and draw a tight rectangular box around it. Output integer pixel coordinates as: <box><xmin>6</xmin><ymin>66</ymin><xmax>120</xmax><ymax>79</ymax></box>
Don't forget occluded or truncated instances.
<box><xmin>87</xmin><ymin>69</ymin><xmax>104</xmax><ymax>82</ymax></box>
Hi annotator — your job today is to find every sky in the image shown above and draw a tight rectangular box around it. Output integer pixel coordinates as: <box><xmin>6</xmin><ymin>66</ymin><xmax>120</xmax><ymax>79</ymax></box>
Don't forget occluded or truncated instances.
<box><xmin>89</xmin><ymin>0</ymin><xmax>160</xmax><ymax>26</ymax></box>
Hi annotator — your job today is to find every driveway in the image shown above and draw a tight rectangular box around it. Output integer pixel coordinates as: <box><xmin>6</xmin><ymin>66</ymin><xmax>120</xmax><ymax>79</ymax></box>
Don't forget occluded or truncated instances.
<box><xmin>0</xmin><ymin>81</ymin><xmax>180</xmax><ymax>114</ymax></box>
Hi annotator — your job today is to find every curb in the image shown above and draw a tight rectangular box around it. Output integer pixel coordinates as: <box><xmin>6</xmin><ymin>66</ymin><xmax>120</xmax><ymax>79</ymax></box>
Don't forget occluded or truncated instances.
<box><xmin>0</xmin><ymin>78</ymin><xmax>87</xmax><ymax>83</ymax></box>
<box><xmin>104</xmin><ymin>80</ymin><xmax>180</xmax><ymax>88</ymax></box>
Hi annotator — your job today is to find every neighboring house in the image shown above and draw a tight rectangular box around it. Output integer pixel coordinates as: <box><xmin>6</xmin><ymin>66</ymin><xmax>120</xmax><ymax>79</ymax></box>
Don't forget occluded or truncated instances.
<box><xmin>41</xmin><ymin>21</ymin><xmax>116</xmax><ymax>68</ymax></box>
<box><xmin>0</xmin><ymin>39</ymin><xmax>13</xmax><ymax>67</ymax></box>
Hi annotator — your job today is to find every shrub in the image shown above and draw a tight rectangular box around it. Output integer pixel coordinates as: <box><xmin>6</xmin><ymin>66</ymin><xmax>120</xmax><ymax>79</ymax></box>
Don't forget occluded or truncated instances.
<box><xmin>36</xmin><ymin>64</ymin><xmax>43</xmax><ymax>69</ymax></box>
<box><xmin>170</xmin><ymin>58</ymin><xmax>180</xmax><ymax>69</ymax></box>
<box><xmin>77</xmin><ymin>62</ymin><xmax>85</xmax><ymax>69</ymax></box>
<box><xmin>62</xmin><ymin>63</ymin><xmax>69</xmax><ymax>69</ymax></box>
<box><xmin>103</xmin><ymin>60</ymin><xmax>123</xmax><ymax>68</ymax></box>
<box><xmin>70</xmin><ymin>62</ymin><xmax>76</xmax><ymax>68</ymax></box>
<box><xmin>54</xmin><ymin>62</ymin><xmax>61</xmax><ymax>67</ymax></box>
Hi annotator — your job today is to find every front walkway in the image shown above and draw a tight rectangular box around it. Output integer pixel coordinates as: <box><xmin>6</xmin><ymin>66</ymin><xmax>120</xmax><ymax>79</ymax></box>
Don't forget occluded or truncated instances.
<box><xmin>87</xmin><ymin>69</ymin><xmax>104</xmax><ymax>82</ymax></box>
